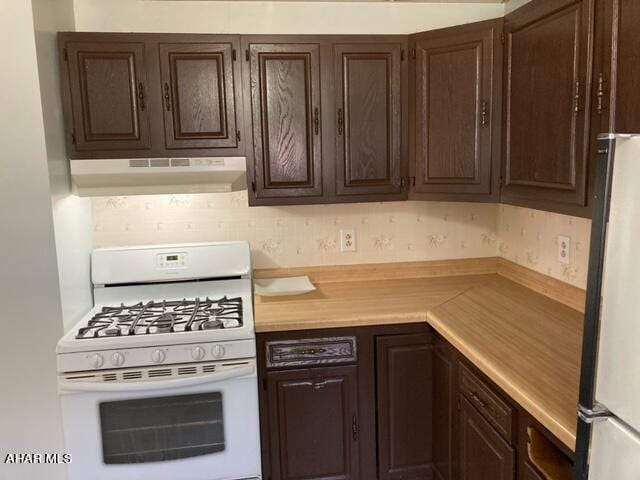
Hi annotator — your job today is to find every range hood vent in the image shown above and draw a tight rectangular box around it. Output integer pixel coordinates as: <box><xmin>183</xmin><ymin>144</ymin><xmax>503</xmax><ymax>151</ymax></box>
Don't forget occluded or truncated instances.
<box><xmin>70</xmin><ymin>157</ymin><xmax>247</xmax><ymax>196</ymax></box>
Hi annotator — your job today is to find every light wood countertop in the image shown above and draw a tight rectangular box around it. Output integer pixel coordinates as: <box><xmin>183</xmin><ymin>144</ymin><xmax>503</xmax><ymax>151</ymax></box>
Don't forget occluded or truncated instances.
<box><xmin>253</xmin><ymin>259</ymin><xmax>584</xmax><ymax>452</ymax></box>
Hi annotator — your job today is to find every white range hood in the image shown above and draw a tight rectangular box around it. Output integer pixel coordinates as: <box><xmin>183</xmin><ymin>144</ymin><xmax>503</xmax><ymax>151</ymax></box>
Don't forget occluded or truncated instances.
<box><xmin>70</xmin><ymin>157</ymin><xmax>247</xmax><ymax>196</ymax></box>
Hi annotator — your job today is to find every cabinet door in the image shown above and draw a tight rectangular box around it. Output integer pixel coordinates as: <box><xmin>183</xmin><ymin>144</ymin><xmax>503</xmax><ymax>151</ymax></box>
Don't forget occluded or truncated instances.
<box><xmin>333</xmin><ymin>43</ymin><xmax>404</xmax><ymax>198</ymax></box>
<box><xmin>411</xmin><ymin>20</ymin><xmax>502</xmax><ymax>200</ymax></box>
<box><xmin>266</xmin><ymin>366</ymin><xmax>359</xmax><ymax>480</ymax></box>
<box><xmin>376</xmin><ymin>334</ymin><xmax>433</xmax><ymax>480</ymax></box>
<box><xmin>522</xmin><ymin>463</ymin><xmax>545</xmax><ymax>480</ymax></box>
<box><xmin>158</xmin><ymin>39</ymin><xmax>241</xmax><ymax>151</ymax></box>
<box><xmin>247</xmin><ymin>42</ymin><xmax>323</xmax><ymax>200</ymax></box>
<box><xmin>61</xmin><ymin>37</ymin><xmax>151</xmax><ymax>154</ymax></box>
<box><xmin>459</xmin><ymin>396</ymin><xmax>515</xmax><ymax>480</ymax></box>
<box><xmin>604</xmin><ymin>0</ymin><xmax>640</xmax><ymax>133</ymax></box>
<box><xmin>502</xmin><ymin>0</ymin><xmax>595</xmax><ymax>215</ymax></box>
<box><xmin>433</xmin><ymin>337</ymin><xmax>457</xmax><ymax>480</ymax></box>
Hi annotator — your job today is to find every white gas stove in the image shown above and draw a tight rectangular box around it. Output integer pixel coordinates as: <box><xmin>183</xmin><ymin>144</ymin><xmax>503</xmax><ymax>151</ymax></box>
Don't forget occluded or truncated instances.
<box><xmin>56</xmin><ymin>242</ymin><xmax>261</xmax><ymax>480</ymax></box>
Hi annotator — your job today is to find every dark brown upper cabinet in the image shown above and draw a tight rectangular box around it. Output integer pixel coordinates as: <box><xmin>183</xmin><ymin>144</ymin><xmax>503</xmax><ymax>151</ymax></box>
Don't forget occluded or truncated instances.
<box><xmin>243</xmin><ymin>39</ymin><xmax>324</xmax><ymax>202</ymax></box>
<box><xmin>458</xmin><ymin>396</ymin><xmax>515</xmax><ymax>480</ymax></box>
<box><xmin>376</xmin><ymin>333</ymin><xmax>433</xmax><ymax>480</ymax></box>
<box><xmin>58</xmin><ymin>33</ymin><xmax>243</xmax><ymax>159</ymax></box>
<box><xmin>158</xmin><ymin>38</ymin><xmax>241</xmax><ymax>151</ymax></box>
<box><xmin>333</xmin><ymin>43</ymin><xmax>405</xmax><ymax>200</ymax></box>
<box><xmin>595</xmin><ymin>0</ymin><xmax>640</xmax><ymax>134</ymax></box>
<box><xmin>410</xmin><ymin>19</ymin><xmax>503</xmax><ymax>202</ymax></box>
<box><xmin>502</xmin><ymin>0</ymin><xmax>595</xmax><ymax>216</ymax></box>
<box><xmin>265</xmin><ymin>366</ymin><xmax>360</xmax><ymax>480</ymax></box>
<box><xmin>60</xmin><ymin>36</ymin><xmax>152</xmax><ymax>155</ymax></box>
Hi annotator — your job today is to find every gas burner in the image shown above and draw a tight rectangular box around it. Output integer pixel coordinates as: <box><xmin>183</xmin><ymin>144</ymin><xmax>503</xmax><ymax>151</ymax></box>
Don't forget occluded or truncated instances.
<box><xmin>76</xmin><ymin>297</ymin><xmax>243</xmax><ymax>339</ymax></box>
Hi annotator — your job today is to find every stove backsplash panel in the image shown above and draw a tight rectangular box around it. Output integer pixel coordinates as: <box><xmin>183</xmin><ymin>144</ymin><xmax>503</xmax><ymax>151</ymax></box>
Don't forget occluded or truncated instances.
<box><xmin>91</xmin><ymin>192</ymin><xmax>591</xmax><ymax>289</ymax></box>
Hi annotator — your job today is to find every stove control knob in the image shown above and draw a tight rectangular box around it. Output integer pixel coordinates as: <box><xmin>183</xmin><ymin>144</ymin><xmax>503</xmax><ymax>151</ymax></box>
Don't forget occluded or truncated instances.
<box><xmin>111</xmin><ymin>352</ymin><xmax>125</xmax><ymax>367</ymax></box>
<box><xmin>151</xmin><ymin>349</ymin><xmax>166</xmax><ymax>364</ymax></box>
<box><xmin>211</xmin><ymin>345</ymin><xmax>226</xmax><ymax>359</ymax></box>
<box><xmin>191</xmin><ymin>346</ymin><xmax>205</xmax><ymax>361</ymax></box>
<box><xmin>89</xmin><ymin>353</ymin><xmax>104</xmax><ymax>369</ymax></box>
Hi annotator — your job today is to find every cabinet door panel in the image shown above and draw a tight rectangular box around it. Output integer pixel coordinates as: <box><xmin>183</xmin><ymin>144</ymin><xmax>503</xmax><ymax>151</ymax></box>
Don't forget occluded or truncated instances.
<box><xmin>334</xmin><ymin>44</ymin><xmax>403</xmax><ymax>196</ymax></box>
<box><xmin>64</xmin><ymin>40</ymin><xmax>151</xmax><ymax>153</ymax></box>
<box><xmin>503</xmin><ymin>0</ymin><xmax>594</xmax><ymax>212</ymax></box>
<box><xmin>159</xmin><ymin>41</ymin><xmax>239</xmax><ymax>150</ymax></box>
<box><xmin>376</xmin><ymin>334</ymin><xmax>433</xmax><ymax>480</ymax></box>
<box><xmin>266</xmin><ymin>366</ymin><xmax>359</xmax><ymax>480</ymax></box>
<box><xmin>459</xmin><ymin>396</ymin><xmax>515</xmax><ymax>480</ymax></box>
<box><xmin>412</xmin><ymin>20</ymin><xmax>501</xmax><ymax>199</ymax></box>
<box><xmin>433</xmin><ymin>339</ymin><xmax>456</xmax><ymax>480</ymax></box>
<box><xmin>611</xmin><ymin>0</ymin><xmax>640</xmax><ymax>133</ymax></box>
<box><xmin>248</xmin><ymin>43</ymin><xmax>323</xmax><ymax>199</ymax></box>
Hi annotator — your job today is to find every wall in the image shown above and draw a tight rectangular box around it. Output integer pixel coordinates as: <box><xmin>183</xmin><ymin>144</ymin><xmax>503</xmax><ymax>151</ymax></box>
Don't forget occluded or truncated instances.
<box><xmin>93</xmin><ymin>194</ymin><xmax>500</xmax><ymax>267</ymax></box>
<box><xmin>72</xmin><ymin>0</ymin><xmax>504</xmax><ymax>34</ymax></box>
<box><xmin>0</xmin><ymin>1</ymin><xmax>67</xmax><ymax>479</ymax></box>
<box><xmin>33</xmin><ymin>0</ymin><xmax>94</xmax><ymax>333</ymax></box>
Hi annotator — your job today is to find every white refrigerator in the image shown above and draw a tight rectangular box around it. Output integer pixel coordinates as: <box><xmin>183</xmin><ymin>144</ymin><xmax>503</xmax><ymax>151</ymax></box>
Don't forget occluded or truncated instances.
<box><xmin>574</xmin><ymin>134</ymin><xmax>640</xmax><ymax>479</ymax></box>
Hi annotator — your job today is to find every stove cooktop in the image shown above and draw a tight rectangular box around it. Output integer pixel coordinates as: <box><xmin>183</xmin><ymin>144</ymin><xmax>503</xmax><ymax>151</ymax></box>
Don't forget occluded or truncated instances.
<box><xmin>76</xmin><ymin>296</ymin><xmax>243</xmax><ymax>339</ymax></box>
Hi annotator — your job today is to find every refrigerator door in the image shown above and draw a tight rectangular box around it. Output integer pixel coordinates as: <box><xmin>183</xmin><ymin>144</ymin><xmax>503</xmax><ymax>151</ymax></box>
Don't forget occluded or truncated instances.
<box><xmin>595</xmin><ymin>136</ymin><xmax>640</xmax><ymax>433</ymax></box>
<box><xmin>589</xmin><ymin>417</ymin><xmax>640</xmax><ymax>479</ymax></box>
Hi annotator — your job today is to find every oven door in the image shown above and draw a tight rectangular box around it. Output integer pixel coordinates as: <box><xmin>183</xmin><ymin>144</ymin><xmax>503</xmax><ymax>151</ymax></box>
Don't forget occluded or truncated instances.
<box><xmin>58</xmin><ymin>360</ymin><xmax>261</xmax><ymax>480</ymax></box>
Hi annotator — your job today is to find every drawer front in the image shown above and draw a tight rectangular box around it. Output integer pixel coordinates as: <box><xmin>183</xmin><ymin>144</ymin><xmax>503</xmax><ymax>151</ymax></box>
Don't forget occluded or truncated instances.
<box><xmin>459</xmin><ymin>363</ymin><xmax>514</xmax><ymax>442</ymax></box>
<box><xmin>265</xmin><ymin>336</ymin><xmax>357</xmax><ymax>369</ymax></box>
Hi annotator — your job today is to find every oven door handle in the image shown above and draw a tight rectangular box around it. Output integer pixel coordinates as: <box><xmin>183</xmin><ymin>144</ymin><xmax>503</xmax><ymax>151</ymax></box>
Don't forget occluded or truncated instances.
<box><xmin>58</xmin><ymin>364</ymin><xmax>255</xmax><ymax>394</ymax></box>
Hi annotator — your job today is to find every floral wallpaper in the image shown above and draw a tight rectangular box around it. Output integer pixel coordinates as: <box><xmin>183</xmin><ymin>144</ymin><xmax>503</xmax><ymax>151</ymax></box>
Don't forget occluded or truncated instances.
<box><xmin>91</xmin><ymin>194</ymin><xmax>591</xmax><ymax>289</ymax></box>
<box><xmin>497</xmin><ymin>204</ymin><xmax>591</xmax><ymax>289</ymax></box>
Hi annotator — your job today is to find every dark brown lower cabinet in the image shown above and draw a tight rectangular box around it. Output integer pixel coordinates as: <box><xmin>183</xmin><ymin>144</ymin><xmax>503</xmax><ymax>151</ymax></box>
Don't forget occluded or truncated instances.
<box><xmin>376</xmin><ymin>333</ymin><xmax>433</xmax><ymax>480</ymax></box>
<box><xmin>522</xmin><ymin>463</ymin><xmax>545</xmax><ymax>480</ymax></box>
<box><xmin>459</xmin><ymin>396</ymin><xmax>515</xmax><ymax>480</ymax></box>
<box><xmin>432</xmin><ymin>337</ymin><xmax>456</xmax><ymax>480</ymax></box>
<box><xmin>265</xmin><ymin>365</ymin><xmax>360</xmax><ymax>480</ymax></box>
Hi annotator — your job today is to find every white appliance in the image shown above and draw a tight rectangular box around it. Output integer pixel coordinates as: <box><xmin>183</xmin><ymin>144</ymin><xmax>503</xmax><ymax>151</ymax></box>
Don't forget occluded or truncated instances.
<box><xmin>70</xmin><ymin>157</ymin><xmax>247</xmax><ymax>196</ymax></box>
<box><xmin>574</xmin><ymin>134</ymin><xmax>640</xmax><ymax>479</ymax></box>
<box><xmin>56</xmin><ymin>242</ymin><xmax>261</xmax><ymax>480</ymax></box>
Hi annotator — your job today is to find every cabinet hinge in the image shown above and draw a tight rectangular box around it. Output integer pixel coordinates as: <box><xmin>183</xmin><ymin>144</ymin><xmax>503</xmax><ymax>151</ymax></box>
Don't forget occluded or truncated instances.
<box><xmin>236</xmin><ymin>130</ymin><xmax>241</xmax><ymax>142</ymax></box>
<box><xmin>401</xmin><ymin>49</ymin><xmax>405</xmax><ymax>62</ymax></box>
<box><xmin>411</xmin><ymin>176</ymin><xmax>416</xmax><ymax>187</ymax></box>
<box><xmin>70</xmin><ymin>132</ymin><xmax>76</xmax><ymax>145</ymax></box>
<box><xmin>251</xmin><ymin>181</ymin><xmax>256</xmax><ymax>192</ymax></box>
<box><xmin>352</xmin><ymin>415</ymin><xmax>359</xmax><ymax>441</ymax></box>
<box><xmin>63</xmin><ymin>48</ymin><xmax>68</xmax><ymax>62</ymax></box>
<box><xmin>245</xmin><ymin>49</ymin><xmax>250</xmax><ymax>62</ymax></box>
<box><xmin>501</xmin><ymin>32</ymin><xmax>506</xmax><ymax>44</ymax></box>
<box><xmin>411</xmin><ymin>49</ymin><xmax>416</xmax><ymax>60</ymax></box>
<box><xmin>232</xmin><ymin>49</ymin><xmax>237</xmax><ymax>61</ymax></box>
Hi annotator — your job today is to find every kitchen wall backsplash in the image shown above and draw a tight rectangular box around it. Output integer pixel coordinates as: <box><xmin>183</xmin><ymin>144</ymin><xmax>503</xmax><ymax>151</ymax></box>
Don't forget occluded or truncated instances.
<box><xmin>497</xmin><ymin>204</ymin><xmax>591</xmax><ymax>289</ymax></box>
<box><xmin>92</xmin><ymin>194</ymin><xmax>591</xmax><ymax>289</ymax></box>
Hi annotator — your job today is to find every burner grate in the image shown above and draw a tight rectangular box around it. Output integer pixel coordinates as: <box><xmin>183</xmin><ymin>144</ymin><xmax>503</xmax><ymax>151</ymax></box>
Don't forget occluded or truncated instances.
<box><xmin>76</xmin><ymin>297</ymin><xmax>243</xmax><ymax>339</ymax></box>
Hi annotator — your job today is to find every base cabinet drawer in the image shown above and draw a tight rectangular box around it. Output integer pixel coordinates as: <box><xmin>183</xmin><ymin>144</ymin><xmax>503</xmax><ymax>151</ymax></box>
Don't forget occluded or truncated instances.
<box><xmin>265</xmin><ymin>336</ymin><xmax>357</xmax><ymax>369</ymax></box>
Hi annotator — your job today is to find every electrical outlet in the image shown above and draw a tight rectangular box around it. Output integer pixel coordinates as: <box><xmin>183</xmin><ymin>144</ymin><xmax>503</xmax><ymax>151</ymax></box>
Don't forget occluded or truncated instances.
<box><xmin>340</xmin><ymin>228</ymin><xmax>356</xmax><ymax>252</ymax></box>
<box><xmin>558</xmin><ymin>235</ymin><xmax>571</xmax><ymax>265</ymax></box>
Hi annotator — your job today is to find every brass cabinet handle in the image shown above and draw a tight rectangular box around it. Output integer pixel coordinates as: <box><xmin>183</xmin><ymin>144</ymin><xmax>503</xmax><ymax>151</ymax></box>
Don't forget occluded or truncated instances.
<box><xmin>480</xmin><ymin>100</ymin><xmax>489</xmax><ymax>127</ymax></box>
<box><xmin>164</xmin><ymin>83</ymin><xmax>172</xmax><ymax>111</ymax></box>
<box><xmin>574</xmin><ymin>81</ymin><xmax>582</xmax><ymax>113</ymax></box>
<box><xmin>596</xmin><ymin>73</ymin><xmax>606</xmax><ymax>115</ymax></box>
<box><xmin>137</xmin><ymin>82</ymin><xmax>146</xmax><ymax>110</ymax></box>
<box><xmin>337</xmin><ymin>108</ymin><xmax>344</xmax><ymax>135</ymax></box>
<box><xmin>314</xmin><ymin>107</ymin><xmax>320</xmax><ymax>135</ymax></box>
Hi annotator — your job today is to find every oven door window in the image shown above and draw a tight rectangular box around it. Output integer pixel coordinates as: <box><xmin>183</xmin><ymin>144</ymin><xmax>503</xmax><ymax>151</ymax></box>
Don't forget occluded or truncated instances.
<box><xmin>99</xmin><ymin>392</ymin><xmax>225</xmax><ymax>464</ymax></box>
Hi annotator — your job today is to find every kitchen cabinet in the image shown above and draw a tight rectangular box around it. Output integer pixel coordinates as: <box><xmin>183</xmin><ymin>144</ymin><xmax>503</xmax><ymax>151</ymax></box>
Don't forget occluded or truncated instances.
<box><xmin>595</xmin><ymin>0</ymin><xmax>640</xmax><ymax>134</ymax></box>
<box><xmin>58</xmin><ymin>33</ymin><xmax>244</xmax><ymax>159</ymax></box>
<box><xmin>459</xmin><ymin>395</ymin><xmax>515</xmax><ymax>480</ymax></box>
<box><xmin>158</xmin><ymin>39</ymin><xmax>242</xmax><ymax>151</ymax></box>
<box><xmin>243</xmin><ymin>39</ymin><xmax>324</xmax><ymax>202</ymax></box>
<box><xmin>376</xmin><ymin>333</ymin><xmax>433</xmax><ymax>480</ymax></box>
<box><xmin>265</xmin><ymin>366</ymin><xmax>360</xmax><ymax>480</ymax></box>
<box><xmin>522</xmin><ymin>463</ymin><xmax>545</xmax><ymax>480</ymax></box>
<box><xmin>60</xmin><ymin>36</ymin><xmax>152</xmax><ymax>154</ymax></box>
<box><xmin>333</xmin><ymin>43</ymin><xmax>405</xmax><ymax>200</ymax></box>
<box><xmin>432</xmin><ymin>338</ymin><xmax>457</xmax><ymax>480</ymax></box>
<box><xmin>410</xmin><ymin>19</ymin><xmax>502</xmax><ymax>202</ymax></box>
<box><xmin>501</xmin><ymin>0</ymin><xmax>595</xmax><ymax>216</ymax></box>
